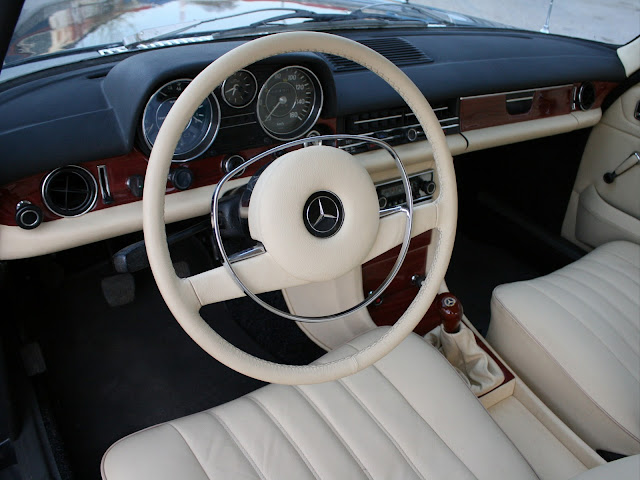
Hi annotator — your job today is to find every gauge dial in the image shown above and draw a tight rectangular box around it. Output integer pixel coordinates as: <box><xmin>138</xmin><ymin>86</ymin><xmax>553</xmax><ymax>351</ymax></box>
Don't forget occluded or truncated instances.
<box><xmin>142</xmin><ymin>79</ymin><xmax>221</xmax><ymax>162</ymax></box>
<box><xmin>256</xmin><ymin>66</ymin><xmax>323</xmax><ymax>141</ymax></box>
<box><xmin>222</xmin><ymin>70</ymin><xmax>258</xmax><ymax>108</ymax></box>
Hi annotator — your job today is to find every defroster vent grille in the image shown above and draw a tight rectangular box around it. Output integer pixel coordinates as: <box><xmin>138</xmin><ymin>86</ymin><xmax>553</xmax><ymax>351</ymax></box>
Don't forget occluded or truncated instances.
<box><xmin>322</xmin><ymin>38</ymin><xmax>432</xmax><ymax>72</ymax></box>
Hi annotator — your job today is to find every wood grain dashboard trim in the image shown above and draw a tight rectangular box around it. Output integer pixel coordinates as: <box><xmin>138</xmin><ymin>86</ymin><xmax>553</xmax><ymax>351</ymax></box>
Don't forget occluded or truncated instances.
<box><xmin>0</xmin><ymin>119</ymin><xmax>336</xmax><ymax>226</ymax></box>
<box><xmin>460</xmin><ymin>82</ymin><xmax>617</xmax><ymax>132</ymax></box>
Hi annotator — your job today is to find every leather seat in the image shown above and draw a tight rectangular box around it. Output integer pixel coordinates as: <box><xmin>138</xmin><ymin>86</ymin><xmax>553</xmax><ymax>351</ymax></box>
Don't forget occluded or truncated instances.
<box><xmin>488</xmin><ymin>241</ymin><xmax>640</xmax><ymax>456</ymax></box>
<box><xmin>102</xmin><ymin>328</ymin><xmax>538</xmax><ymax>479</ymax></box>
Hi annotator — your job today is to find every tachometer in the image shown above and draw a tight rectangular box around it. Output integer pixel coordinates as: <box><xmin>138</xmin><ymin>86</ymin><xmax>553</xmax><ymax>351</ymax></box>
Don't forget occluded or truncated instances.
<box><xmin>256</xmin><ymin>66</ymin><xmax>323</xmax><ymax>140</ymax></box>
<box><xmin>142</xmin><ymin>79</ymin><xmax>221</xmax><ymax>162</ymax></box>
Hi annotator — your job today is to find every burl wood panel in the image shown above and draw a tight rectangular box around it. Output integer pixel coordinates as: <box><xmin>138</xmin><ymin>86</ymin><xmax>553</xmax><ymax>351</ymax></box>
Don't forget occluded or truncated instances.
<box><xmin>591</xmin><ymin>81</ymin><xmax>618</xmax><ymax>108</ymax></box>
<box><xmin>460</xmin><ymin>81</ymin><xmax>617</xmax><ymax>132</ymax></box>
<box><xmin>362</xmin><ymin>230</ymin><xmax>443</xmax><ymax>336</ymax></box>
<box><xmin>0</xmin><ymin>119</ymin><xmax>336</xmax><ymax>226</ymax></box>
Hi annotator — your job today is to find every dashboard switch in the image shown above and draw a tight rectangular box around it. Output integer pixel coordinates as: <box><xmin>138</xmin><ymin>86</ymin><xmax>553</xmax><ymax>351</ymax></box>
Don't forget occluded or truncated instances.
<box><xmin>15</xmin><ymin>201</ymin><xmax>43</xmax><ymax>230</ymax></box>
<box><xmin>168</xmin><ymin>168</ymin><xmax>194</xmax><ymax>191</ymax></box>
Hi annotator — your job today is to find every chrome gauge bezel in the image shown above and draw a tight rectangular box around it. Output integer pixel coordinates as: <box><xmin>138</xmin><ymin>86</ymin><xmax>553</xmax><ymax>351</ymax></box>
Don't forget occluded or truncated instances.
<box><xmin>141</xmin><ymin>78</ymin><xmax>222</xmax><ymax>162</ymax></box>
<box><xmin>256</xmin><ymin>65</ymin><xmax>323</xmax><ymax>141</ymax></box>
<box><xmin>221</xmin><ymin>69</ymin><xmax>258</xmax><ymax>109</ymax></box>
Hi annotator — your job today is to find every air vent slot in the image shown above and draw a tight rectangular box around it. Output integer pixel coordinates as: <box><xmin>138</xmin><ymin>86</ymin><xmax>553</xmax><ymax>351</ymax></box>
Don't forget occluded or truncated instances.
<box><xmin>341</xmin><ymin>100</ymin><xmax>459</xmax><ymax>154</ymax></box>
<box><xmin>322</xmin><ymin>38</ymin><xmax>432</xmax><ymax>72</ymax></box>
<box><xmin>42</xmin><ymin>166</ymin><xmax>98</xmax><ymax>217</ymax></box>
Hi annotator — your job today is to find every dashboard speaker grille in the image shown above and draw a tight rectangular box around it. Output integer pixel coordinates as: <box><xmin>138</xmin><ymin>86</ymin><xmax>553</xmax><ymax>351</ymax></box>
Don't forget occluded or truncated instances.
<box><xmin>42</xmin><ymin>166</ymin><xmax>98</xmax><ymax>217</ymax></box>
<box><xmin>322</xmin><ymin>38</ymin><xmax>432</xmax><ymax>72</ymax></box>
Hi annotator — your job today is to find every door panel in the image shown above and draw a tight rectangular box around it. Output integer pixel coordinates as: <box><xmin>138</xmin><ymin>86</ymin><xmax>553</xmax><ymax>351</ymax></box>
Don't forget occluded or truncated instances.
<box><xmin>562</xmin><ymin>84</ymin><xmax>640</xmax><ymax>248</ymax></box>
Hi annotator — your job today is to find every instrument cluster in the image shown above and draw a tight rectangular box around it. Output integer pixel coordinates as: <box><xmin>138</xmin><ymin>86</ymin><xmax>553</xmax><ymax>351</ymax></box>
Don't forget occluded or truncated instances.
<box><xmin>139</xmin><ymin>65</ymin><xmax>324</xmax><ymax>162</ymax></box>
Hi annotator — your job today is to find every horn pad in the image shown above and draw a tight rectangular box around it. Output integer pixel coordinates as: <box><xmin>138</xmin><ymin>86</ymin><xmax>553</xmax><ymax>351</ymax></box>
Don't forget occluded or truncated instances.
<box><xmin>248</xmin><ymin>145</ymin><xmax>380</xmax><ymax>283</ymax></box>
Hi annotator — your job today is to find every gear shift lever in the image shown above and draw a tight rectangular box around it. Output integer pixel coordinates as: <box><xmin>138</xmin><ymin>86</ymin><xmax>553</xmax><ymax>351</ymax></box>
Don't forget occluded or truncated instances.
<box><xmin>426</xmin><ymin>292</ymin><xmax>504</xmax><ymax>396</ymax></box>
<box><xmin>436</xmin><ymin>293</ymin><xmax>462</xmax><ymax>333</ymax></box>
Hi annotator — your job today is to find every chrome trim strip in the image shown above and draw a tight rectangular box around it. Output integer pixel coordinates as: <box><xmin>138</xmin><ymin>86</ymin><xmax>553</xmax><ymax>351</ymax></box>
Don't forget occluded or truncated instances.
<box><xmin>407</xmin><ymin>106</ymin><xmax>448</xmax><ymax>115</ymax></box>
<box><xmin>437</xmin><ymin>116</ymin><xmax>460</xmax><ymax>122</ymax></box>
<box><xmin>228</xmin><ymin>243</ymin><xmax>266</xmax><ymax>263</ymax></box>
<box><xmin>353</xmin><ymin>114</ymin><xmax>403</xmax><ymax>124</ymax></box>
<box><xmin>97</xmin><ymin>165</ymin><xmax>113</xmax><ymax>203</ymax></box>
<box><xmin>506</xmin><ymin>96</ymin><xmax>535</xmax><ymax>103</ymax></box>
<box><xmin>220</xmin><ymin>121</ymin><xmax>257</xmax><ymax>129</ymax></box>
<box><xmin>461</xmin><ymin>84</ymin><xmax>573</xmax><ymax>100</ymax></box>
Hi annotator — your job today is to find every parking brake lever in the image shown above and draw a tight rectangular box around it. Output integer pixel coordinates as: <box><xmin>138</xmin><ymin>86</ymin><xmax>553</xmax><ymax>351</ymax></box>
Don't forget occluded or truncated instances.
<box><xmin>603</xmin><ymin>152</ymin><xmax>639</xmax><ymax>184</ymax></box>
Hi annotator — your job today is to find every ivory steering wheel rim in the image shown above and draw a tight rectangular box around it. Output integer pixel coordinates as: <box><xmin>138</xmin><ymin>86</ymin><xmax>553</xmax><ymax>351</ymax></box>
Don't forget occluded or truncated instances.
<box><xmin>143</xmin><ymin>31</ymin><xmax>457</xmax><ymax>385</ymax></box>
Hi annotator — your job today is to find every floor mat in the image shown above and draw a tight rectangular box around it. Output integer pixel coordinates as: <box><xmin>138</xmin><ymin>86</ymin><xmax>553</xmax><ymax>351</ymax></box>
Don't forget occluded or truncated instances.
<box><xmin>35</xmin><ymin>267</ymin><xmax>274</xmax><ymax>480</ymax></box>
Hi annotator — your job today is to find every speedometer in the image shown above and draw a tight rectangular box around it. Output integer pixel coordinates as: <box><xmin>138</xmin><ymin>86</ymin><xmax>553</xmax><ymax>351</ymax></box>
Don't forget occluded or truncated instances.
<box><xmin>256</xmin><ymin>66</ymin><xmax>323</xmax><ymax>141</ymax></box>
<box><xmin>142</xmin><ymin>79</ymin><xmax>221</xmax><ymax>162</ymax></box>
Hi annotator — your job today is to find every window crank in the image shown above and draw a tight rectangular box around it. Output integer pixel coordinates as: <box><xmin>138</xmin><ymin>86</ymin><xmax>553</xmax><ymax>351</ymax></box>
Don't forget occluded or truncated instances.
<box><xmin>603</xmin><ymin>152</ymin><xmax>639</xmax><ymax>184</ymax></box>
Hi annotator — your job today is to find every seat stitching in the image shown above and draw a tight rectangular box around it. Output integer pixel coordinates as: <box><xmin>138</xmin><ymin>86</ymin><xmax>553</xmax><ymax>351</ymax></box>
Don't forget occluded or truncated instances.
<box><xmin>167</xmin><ymin>423</ymin><xmax>213</xmax><ymax>480</ymax></box>
<box><xmin>492</xmin><ymin>293</ymin><xmax>640</xmax><ymax>443</ymax></box>
<box><xmin>567</xmin><ymin>264</ymin><xmax>639</xmax><ymax>306</ymax></box>
<box><xmin>597</xmin><ymin>247</ymin><xmax>640</xmax><ymax>270</ymax></box>
<box><xmin>292</xmin><ymin>386</ymin><xmax>373</xmax><ymax>480</ymax></box>
<box><xmin>337</xmin><ymin>379</ymin><xmax>425</xmax><ymax>480</ymax></box>
<box><xmin>245</xmin><ymin>395</ymin><xmax>320</xmax><ymax>480</ymax></box>
<box><xmin>581</xmin><ymin>258</ymin><xmax>640</xmax><ymax>287</ymax></box>
<box><xmin>555</xmin><ymin>272</ymin><xmax>640</xmax><ymax>328</ymax></box>
<box><xmin>207</xmin><ymin>411</ymin><xmax>267</xmax><ymax>480</ymax></box>
<box><xmin>366</xmin><ymin>363</ymin><xmax>479</xmax><ymax>479</ymax></box>
<box><xmin>532</xmin><ymin>279</ymin><xmax>640</xmax><ymax>380</ymax></box>
<box><xmin>550</xmin><ymin>271</ymin><xmax>640</xmax><ymax>337</ymax></box>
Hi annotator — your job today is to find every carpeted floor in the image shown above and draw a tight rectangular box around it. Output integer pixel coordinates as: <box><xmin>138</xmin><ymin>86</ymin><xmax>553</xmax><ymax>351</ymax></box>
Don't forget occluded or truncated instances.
<box><xmin>36</xmin><ymin>265</ymin><xmax>275</xmax><ymax>479</ymax></box>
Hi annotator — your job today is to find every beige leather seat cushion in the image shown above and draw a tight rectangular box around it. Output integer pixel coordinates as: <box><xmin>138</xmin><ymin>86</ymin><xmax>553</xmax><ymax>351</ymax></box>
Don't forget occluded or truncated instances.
<box><xmin>488</xmin><ymin>241</ymin><xmax>640</xmax><ymax>455</ymax></box>
<box><xmin>102</xmin><ymin>328</ymin><xmax>537</xmax><ymax>479</ymax></box>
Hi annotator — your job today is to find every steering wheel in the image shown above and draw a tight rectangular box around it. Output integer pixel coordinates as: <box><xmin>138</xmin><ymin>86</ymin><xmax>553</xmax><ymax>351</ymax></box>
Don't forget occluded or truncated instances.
<box><xmin>143</xmin><ymin>31</ymin><xmax>457</xmax><ymax>385</ymax></box>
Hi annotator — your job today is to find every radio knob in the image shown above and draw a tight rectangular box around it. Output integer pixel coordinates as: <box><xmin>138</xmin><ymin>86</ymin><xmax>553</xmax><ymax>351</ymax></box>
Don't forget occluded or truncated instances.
<box><xmin>378</xmin><ymin>196</ymin><xmax>388</xmax><ymax>209</ymax></box>
<box><xmin>424</xmin><ymin>181</ymin><xmax>436</xmax><ymax>195</ymax></box>
<box><xmin>15</xmin><ymin>201</ymin><xmax>43</xmax><ymax>230</ymax></box>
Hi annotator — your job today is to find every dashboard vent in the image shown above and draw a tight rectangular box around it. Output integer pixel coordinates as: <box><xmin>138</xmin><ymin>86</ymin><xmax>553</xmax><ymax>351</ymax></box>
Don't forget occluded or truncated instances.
<box><xmin>322</xmin><ymin>38</ymin><xmax>432</xmax><ymax>72</ymax></box>
<box><xmin>575</xmin><ymin>82</ymin><xmax>596</xmax><ymax>111</ymax></box>
<box><xmin>42</xmin><ymin>166</ymin><xmax>98</xmax><ymax>217</ymax></box>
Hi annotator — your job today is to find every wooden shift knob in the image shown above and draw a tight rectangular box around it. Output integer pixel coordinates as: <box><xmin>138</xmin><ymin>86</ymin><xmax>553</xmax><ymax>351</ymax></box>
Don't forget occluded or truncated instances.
<box><xmin>436</xmin><ymin>293</ymin><xmax>463</xmax><ymax>333</ymax></box>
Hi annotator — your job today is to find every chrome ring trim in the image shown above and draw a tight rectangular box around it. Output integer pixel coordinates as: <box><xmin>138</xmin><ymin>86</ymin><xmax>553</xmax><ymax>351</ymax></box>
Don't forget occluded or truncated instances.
<box><xmin>19</xmin><ymin>209</ymin><xmax>39</xmax><ymax>227</ymax></box>
<box><xmin>255</xmin><ymin>65</ymin><xmax>324</xmax><ymax>142</ymax></box>
<box><xmin>211</xmin><ymin>134</ymin><xmax>413</xmax><ymax>323</ymax></box>
<box><xmin>221</xmin><ymin>69</ymin><xmax>258</xmax><ymax>109</ymax></box>
<box><xmin>41</xmin><ymin>165</ymin><xmax>99</xmax><ymax>218</ymax></box>
<box><xmin>577</xmin><ymin>82</ymin><xmax>595</xmax><ymax>111</ymax></box>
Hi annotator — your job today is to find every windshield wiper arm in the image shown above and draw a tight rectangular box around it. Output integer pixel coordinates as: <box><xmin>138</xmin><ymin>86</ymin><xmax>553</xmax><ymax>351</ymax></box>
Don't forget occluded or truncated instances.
<box><xmin>353</xmin><ymin>2</ymin><xmax>454</xmax><ymax>26</ymax></box>
<box><xmin>123</xmin><ymin>6</ymin><xmax>437</xmax><ymax>49</ymax></box>
<box><xmin>123</xmin><ymin>8</ymin><xmax>304</xmax><ymax>48</ymax></box>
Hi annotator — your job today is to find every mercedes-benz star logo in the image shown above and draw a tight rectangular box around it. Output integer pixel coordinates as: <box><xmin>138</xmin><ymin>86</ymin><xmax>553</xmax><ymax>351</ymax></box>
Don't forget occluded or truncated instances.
<box><xmin>303</xmin><ymin>191</ymin><xmax>344</xmax><ymax>238</ymax></box>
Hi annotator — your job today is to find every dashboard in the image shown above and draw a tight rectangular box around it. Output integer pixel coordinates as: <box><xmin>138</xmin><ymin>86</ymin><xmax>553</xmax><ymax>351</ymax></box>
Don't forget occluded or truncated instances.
<box><xmin>0</xmin><ymin>30</ymin><xmax>626</xmax><ymax>259</ymax></box>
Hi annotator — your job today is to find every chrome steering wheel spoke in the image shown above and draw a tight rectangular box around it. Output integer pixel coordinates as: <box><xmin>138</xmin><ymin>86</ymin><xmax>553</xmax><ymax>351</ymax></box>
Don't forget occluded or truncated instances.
<box><xmin>210</xmin><ymin>134</ymin><xmax>414</xmax><ymax>323</ymax></box>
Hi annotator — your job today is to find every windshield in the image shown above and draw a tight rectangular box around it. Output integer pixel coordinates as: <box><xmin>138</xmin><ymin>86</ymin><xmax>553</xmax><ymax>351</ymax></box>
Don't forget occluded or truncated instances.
<box><xmin>6</xmin><ymin>0</ymin><xmax>640</xmax><ymax>68</ymax></box>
